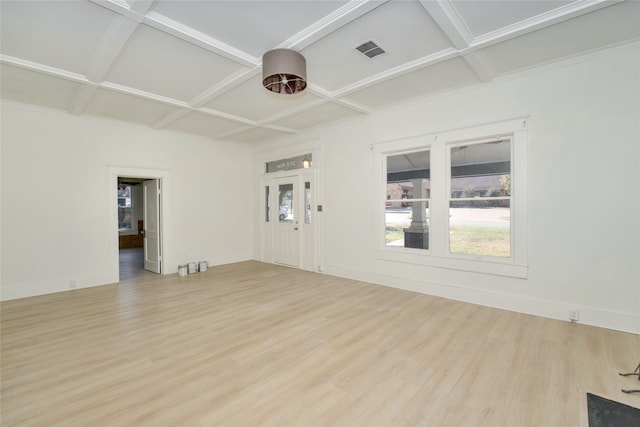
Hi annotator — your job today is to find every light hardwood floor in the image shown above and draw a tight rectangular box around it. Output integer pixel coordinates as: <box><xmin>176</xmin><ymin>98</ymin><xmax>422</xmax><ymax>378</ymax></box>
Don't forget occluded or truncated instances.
<box><xmin>1</xmin><ymin>261</ymin><xmax>638</xmax><ymax>426</ymax></box>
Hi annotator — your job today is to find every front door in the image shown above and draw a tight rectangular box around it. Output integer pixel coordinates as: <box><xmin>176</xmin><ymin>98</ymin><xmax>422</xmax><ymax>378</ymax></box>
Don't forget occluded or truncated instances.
<box><xmin>273</xmin><ymin>176</ymin><xmax>300</xmax><ymax>267</ymax></box>
<box><xmin>143</xmin><ymin>179</ymin><xmax>161</xmax><ymax>273</ymax></box>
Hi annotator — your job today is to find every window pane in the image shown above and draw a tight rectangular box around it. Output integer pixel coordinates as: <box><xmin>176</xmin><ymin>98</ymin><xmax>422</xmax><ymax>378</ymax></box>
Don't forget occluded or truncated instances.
<box><xmin>118</xmin><ymin>185</ymin><xmax>132</xmax><ymax>230</ymax></box>
<box><xmin>451</xmin><ymin>140</ymin><xmax>510</xmax><ymax>198</ymax></box>
<box><xmin>266</xmin><ymin>153</ymin><xmax>312</xmax><ymax>173</ymax></box>
<box><xmin>385</xmin><ymin>200</ymin><xmax>429</xmax><ymax>249</ymax></box>
<box><xmin>304</xmin><ymin>182</ymin><xmax>311</xmax><ymax>224</ymax></box>
<box><xmin>386</xmin><ymin>150</ymin><xmax>430</xmax><ymax>208</ymax></box>
<box><xmin>278</xmin><ymin>184</ymin><xmax>293</xmax><ymax>222</ymax></box>
<box><xmin>265</xmin><ymin>186</ymin><xmax>270</xmax><ymax>222</ymax></box>
<box><xmin>449</xmin><ymin>200</ymin><xmax>510</xmax><ymax>257</ymax></box>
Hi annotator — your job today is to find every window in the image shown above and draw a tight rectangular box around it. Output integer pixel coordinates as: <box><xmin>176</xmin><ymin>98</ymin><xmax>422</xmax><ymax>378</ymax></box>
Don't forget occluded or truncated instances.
<box><xmin>449</xmin><ymin>139</ymin><xmax>511</xmax><ymax>257</ymax></box>
<box><xmin>374</xmin><ymin>118</ymin><xmax>528</xmax><ymax>278</ymax></box>
<box><xmin>304</xmin><ymin>181</ymin><xmax>311</xmax><ymax>224</ymax></box>
<box><xmin>118</xmin><ymin>185</ymin><xmax>132</xmax><ymax>230</ymax></box>
<box><xmin>278</xmin><ymin>183</ymin><xmax>293</xmax><ymax>222</ymax></box>
<box><xmin>266</xmin><ymin>153</ymin><xmax>312</xmax><ymax>173</ymax></box>
<box><xmin>265</xmin><ymin>186</ymin><xmax>270</xmax><ymax>222</ymax></box>
<box><xmin>385</xmin><ymin>149</ymin><xmax>430</xmax><ymax>249</ymax></box>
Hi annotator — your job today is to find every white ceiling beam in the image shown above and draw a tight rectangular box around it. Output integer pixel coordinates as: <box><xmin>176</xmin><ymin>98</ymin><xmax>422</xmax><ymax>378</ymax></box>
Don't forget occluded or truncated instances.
<box><xmin>189</xmin><ymin>68</ymin><xmax>260</xmax><ymax>108</ymax></box>
<box><xmin>89</xmin><ymin>0</ymin><xmax>145</xmax><ymax>23</ymax></box>
<box><xmin>151</xmin><ymin>70</ymin><xmax>260</xmax><ymax>130</ymax></box>
<box><xmin>211</xmin><ymin>126</ymin><xmax>255</xmax><ymax>141</ymax></box>
<box><xmin>85</xmin><ymin>16</ymin><xmax>140</xmax><ymax>83</ymax></box>
<box><xmin>71</xmin><ymin>15</ymin><xmax>142</xmax><ymax>114</ymax></box>
<box><xmin>419</xmin><ymin>0</ymin><xmax>472</xmax><ymax>50</ymax></box>
<box><xmin>143</xmin><ymin>12</ymin><xmax>259</xmax><ymax>68</ymax></box>
<box><xmin>468</xmin><ymin>0</ymin><xmax>625</xmax><ymax>50</ymax></box>
<box><xmin>151</xmin><ymin>109</ymin><xmax>190</xmax><ymax>130</ymax></box>
<box><xmin>152</xmin><ymin>104</ymin><xmax>259</xmax><ymax>132</ymax></box>
<box><xmin>152</xmin><ymin>104</ymin><xmax>258</xmax><ymax>132</ymax></box>
<box><xmin>279</xmin><ymin>0</ymin><xmax>390</xmax><ymax>51</ymax></box>
<box><xmin>214</xmin><ymin>124</ymin><xmax>299</xmax><ymax>143</ymax></box>
<box><xmin>70</xmin><ymin>86</ymin><xmax>99</xmax><ymax>115</ymax></box>
<box><xmin>306</xmin><ymin>84</ymin><xmax>371</xmax><ymax>114</ymax></box>
<box><xmin>129</xmin><ymin>0</ymin><xmax>156</xmax><ymax>15</ymax></box>
<box><xmin>99</xmin><ymin>81</ymin><xmax>188</xmax><ymax>108</ymax></box>
<box><xmin>331</xmin><ymin>48</ymin><xmax>459</xmax><ymax>98</ymax></box>
<box><xmin>197</xmin><ymin>107</ymin><xmax>257</xmax><ymax>126</ymax></box>
<box><xmin>92</xmin><ymin>0</ymin><xmax>258</xmax><ymax>67</ymax></box>
<box><xmin>260</xmin><ymin>124</ymin><xmax>300</xmax><ymax>134</ymax></box>
<box><xmin>0</xmin><ymin>55</ymin><xmax>89</xmax><ymax>84</ymax></box>
<box><xmin>256</xmin><ymin>99</ymin><xmax>327</xmax><ymax>126</ymax></box>
<box><xmin>419</xmin><ymin>0</ymin><xmax>495</xmax><ymax>82</ymax></box>
<box><xmin>461</xmin><ymin>51</ymin><xmax>495</xmax><ymax>83</ymax></box>
<box><xmin>329</xmin><ymin>97</ymin><xmax>373</xmax><ymax>115</ymax></box>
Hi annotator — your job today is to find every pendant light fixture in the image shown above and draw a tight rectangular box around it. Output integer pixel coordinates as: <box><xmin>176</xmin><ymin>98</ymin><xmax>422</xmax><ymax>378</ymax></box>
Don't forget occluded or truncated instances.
<box><xmin>262</xmin><ymin>49</ymin><xmax>307</xmax><ymax>95</ymax></box>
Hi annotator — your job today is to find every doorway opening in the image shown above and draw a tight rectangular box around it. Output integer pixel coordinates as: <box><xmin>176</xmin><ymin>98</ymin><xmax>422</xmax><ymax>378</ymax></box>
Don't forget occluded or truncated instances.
<box><xmin>117</xmin><ymin>177</ymin><xmax>154</xmax><ymax>281</ymax></box>
<box><xmin>109</xmin><ymin>167</ymin><xmax>168</xmax><ymax>284</ymax></box>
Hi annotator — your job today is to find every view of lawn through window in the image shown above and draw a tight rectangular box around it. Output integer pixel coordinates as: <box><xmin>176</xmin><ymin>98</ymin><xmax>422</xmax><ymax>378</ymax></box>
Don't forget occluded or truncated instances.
<box><xmin>449</xmin><ymin>140</ymin><xmax>511</xmax><ymax>257</ymax></box>
<box><xmin>384</xmin><ymin>139</ymin><xmax>511</xmax><ymax>258</ymax></box>
<box><xmin>385</xmin><ymin>150</ymin><xmax>430</xmax><ymax>250</ymax></box>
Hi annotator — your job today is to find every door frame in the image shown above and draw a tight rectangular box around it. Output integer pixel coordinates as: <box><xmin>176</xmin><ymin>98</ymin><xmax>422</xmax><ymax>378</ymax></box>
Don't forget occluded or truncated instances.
<box><xmin>108</xmin><ymin>166</ymin><xmax>170</xmax><ymax>283</ymax></box>
<box><xmin>259</xmin><ymin>148</ymin><xmax>320</xmax><ymax>272</ymax></box>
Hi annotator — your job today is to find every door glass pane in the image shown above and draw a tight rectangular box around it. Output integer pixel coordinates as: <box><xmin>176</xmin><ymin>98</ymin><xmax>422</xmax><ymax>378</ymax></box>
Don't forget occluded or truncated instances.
<box><xmin>278</xmin><ymin>183</ymin><xmax>293</xmax><ymax>222</ymax></box>
<box><xmin>304</xmin><ymin>182</ymin><xmax>311</xmax><ymax>224</ymax></box>
<box><xmin>265</xmin><ymin>186</ymin><xmax>270</xmax><ymax>222</ymax></box>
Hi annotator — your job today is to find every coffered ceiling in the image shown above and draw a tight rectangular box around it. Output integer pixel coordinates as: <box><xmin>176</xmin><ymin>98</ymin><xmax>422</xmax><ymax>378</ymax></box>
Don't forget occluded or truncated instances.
<box><xmin>1</xmin><ymin>0</ymin><xmax>638</xmax><ymax>143</ymax></box>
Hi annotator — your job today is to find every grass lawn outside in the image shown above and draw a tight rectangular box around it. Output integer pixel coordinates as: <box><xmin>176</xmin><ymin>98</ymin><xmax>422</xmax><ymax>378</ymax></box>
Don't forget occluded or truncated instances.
<box><xmin>449</xmin><ymin>226</ymin><xmax>510</xmax><ymax>257</ymax></box>
<box><xmin>385</xmin><ymin>224</ymin><xmax>510</xmax><ymax>257</ymax></box>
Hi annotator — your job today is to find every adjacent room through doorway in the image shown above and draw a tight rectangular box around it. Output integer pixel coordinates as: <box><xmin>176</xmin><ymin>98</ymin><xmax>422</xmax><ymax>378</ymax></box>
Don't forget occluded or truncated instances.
<box><xmin>117</xmin><ymin>176</ymin><xmax>162</xmax><ymax>281</ymax></box>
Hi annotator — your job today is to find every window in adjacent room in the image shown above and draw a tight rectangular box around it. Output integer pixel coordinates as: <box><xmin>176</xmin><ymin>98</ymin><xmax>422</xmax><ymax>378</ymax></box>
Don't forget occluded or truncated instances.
<box><xmin>118</xmin><ymin>185</ymin><xmax>132</xmax><ymax>230</ymax></box>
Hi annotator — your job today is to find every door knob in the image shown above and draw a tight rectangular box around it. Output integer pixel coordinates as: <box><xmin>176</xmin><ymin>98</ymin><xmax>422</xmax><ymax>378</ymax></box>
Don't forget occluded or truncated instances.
<box><xmin>294</xmin><ymin>227</ymin><xmax>299</xmax><ymax>231</ymax></box>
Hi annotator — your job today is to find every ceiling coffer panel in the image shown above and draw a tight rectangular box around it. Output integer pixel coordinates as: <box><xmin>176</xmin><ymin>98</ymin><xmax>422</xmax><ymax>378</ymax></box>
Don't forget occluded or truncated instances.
<box><xmin>0</xmin><ymin>1</ymin><xmax>115</xmax><ymax>75</ymax></box>
<box><xmin>105</xmin><ymin>25</ymin><xmax>249</xmax><ymax>102</ymax></box>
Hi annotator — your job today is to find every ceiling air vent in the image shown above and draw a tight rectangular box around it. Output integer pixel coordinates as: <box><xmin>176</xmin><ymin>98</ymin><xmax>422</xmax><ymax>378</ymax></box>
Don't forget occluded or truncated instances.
<box><xmin>355</xmin><ymin>41</ymin><xmax>385</xmax><ymax>59</ymax></box>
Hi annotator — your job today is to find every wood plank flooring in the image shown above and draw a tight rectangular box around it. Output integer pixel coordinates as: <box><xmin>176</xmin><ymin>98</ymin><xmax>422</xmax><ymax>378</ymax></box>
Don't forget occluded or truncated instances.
<box><xmin>1</xmin><ymin>261</ymin><xmax>638</xmax><ymax>426</ymax></box>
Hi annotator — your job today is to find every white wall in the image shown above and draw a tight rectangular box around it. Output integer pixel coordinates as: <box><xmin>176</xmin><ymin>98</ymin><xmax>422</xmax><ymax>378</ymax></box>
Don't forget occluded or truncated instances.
<box><xmin>1</xmin><ymin>102</ymin><xmax>253</xmax><ymax>300</ymax></box>
<box><xmin>253</xmin><ymin>44</ymin><xmax>640</xmax><ymax>333</ymax></box>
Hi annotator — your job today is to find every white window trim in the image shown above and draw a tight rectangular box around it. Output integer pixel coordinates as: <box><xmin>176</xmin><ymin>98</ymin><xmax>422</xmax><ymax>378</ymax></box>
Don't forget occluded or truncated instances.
<box><xmin>373</xmin><ymin>118</ymin><xmax>528</xmax><ymax>278</ymax></box>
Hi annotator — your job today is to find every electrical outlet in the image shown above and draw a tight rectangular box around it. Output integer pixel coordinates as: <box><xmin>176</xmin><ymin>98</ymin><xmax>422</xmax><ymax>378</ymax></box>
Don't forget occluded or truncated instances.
<box><xmin>569</xmin><ymin>309</ymin><xmax>579</xmax><ymax>322</ymax></box>
<box><xmin>69</xmin><ymin>280</ymin><xmax>77</xmax><ymax>289</ymax></box>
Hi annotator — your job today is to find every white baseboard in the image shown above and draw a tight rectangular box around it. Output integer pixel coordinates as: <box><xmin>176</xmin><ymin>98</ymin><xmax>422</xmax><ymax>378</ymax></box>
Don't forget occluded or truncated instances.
<box><xmin>322</xmin><ymin>264</ymin><xmax>640</xmax><ymax>335</ymax></box>
<box><xmin>1</xmin><ymin>271</ymin><xmax>115</xmax><ymax>301</ymax></box>
<box><xmin>1</xmin><ymin>253</ymin><xmax>254</xmax><ymax>301</ymax></box>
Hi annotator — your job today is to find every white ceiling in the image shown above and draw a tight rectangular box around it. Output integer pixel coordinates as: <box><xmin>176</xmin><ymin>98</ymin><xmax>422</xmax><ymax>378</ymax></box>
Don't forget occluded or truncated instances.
<box><xmin>1</xmin><ymin>0</ymin><xmax>638</xmax><ymax>144</ymax></box>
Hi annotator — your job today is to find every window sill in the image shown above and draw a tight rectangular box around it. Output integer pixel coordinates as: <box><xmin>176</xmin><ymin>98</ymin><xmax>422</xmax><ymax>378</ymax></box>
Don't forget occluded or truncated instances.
<box><xmin>374</xmin><ymin>248</ymin><xmax>528</xmax><ymax>279</ymax></box>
